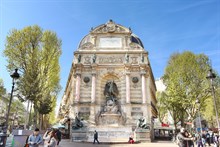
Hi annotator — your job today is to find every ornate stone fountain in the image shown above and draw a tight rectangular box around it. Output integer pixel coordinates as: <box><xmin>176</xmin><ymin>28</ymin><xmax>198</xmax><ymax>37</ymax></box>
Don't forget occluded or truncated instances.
<box><xmin>95</xmin><ymin>80</ymin><xmax>126</xmax><ymax>126</ymax></box>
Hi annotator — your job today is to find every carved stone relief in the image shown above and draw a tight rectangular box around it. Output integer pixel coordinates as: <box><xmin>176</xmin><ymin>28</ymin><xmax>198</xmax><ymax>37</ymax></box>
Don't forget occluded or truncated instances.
<box><xmin>84</xmin><ymin>56</ymin><xmax>91</xmax><ymax>64</ymax></box>
<box><xmin>82</xmin><ymin>67</ymin><xmax>92</xmax><ymax>72</ymax></box>
<box><xmin>131</xmin><ymin>57</ymin><xmax>138</xmax><ymax>64</ymax></box>
<box><xmin>107</xmin><ymin>67</ymin><xmax>115</xmax><ymax>73</ymax></box>
<box><xmin>130</xmin><ymin>67</ymin><xmax>140</xmax><ymax>72</ymax></box>
<box><xmin>129</xmin><ymin>43</ymin><xmax>142</xmax><ymax>50</ymax></box>
<box><xmin>92</xmin><ymin>20</ymin><xmax>127</xmax><ymax>34</ymax></box>
<box><xmin>81</xmin><ymin>42</ymin><xmax>94</xmax><ymax>50</ymax></box>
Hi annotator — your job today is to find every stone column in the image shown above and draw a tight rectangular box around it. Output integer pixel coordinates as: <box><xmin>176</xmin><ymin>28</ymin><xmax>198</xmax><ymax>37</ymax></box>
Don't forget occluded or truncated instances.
<box><xmin>91</xmin><ymin>73</ymin><xmax>96</xmax><ymax>103</ymax></box>
<box><xmin>126</xmin><ymin>72</ymin><xmax>130</xmax><ymax>103</ymax></box>
<box><xmin>141</xmin><ymin>72</ymin><xmax>146</xmax><ymax>104</ymax></box>
<box><xmin>75</xmin><ymin>73</ymin><xmax>81</xmax><ymax>103</ymax></box>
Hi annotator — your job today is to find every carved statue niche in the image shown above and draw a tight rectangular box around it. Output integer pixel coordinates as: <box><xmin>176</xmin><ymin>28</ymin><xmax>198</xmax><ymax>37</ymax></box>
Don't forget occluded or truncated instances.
<box><xmin>104</xmin><ymin>80</ymin><xmax>119</xmax><ymax>102</ymax></box>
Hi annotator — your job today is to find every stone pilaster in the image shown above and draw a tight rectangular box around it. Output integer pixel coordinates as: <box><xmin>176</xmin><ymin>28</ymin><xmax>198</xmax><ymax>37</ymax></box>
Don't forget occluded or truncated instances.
<box><xmin>126</xmin><ymin>73</ymin><xmax>131</xmax><ymax>104</ymax></box>
<box><xmin>141</xmin><ymin>72</ymin><xmax>146</xmax><ymax>104</ymax></box>
<box><xmin>75</xmin><ymin>73</ymin><xmax>81</xmax><ymax>103</ymax></box>
<box><xmin>91</xmin><ymin>63</ymin><xmax>97</xmax><ymax>103</ymax></box>
<box><xmin>124</xmin><ymin>63</ymin><xmax>131</xmax><ymax>104</ymax></box>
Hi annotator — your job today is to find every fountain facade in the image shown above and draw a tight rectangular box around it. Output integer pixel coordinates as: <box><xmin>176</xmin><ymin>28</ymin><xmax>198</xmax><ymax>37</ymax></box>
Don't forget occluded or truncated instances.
<box><xmin>58</xmin><ymin>20</ymin><xmax>157</xmax><ymax>142</ymax></box>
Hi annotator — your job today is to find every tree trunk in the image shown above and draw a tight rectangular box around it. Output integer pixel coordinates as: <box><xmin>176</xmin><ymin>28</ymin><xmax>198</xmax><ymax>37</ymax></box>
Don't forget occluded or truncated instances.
<box><xmin>33</xmin><ymin>104</ymin><xmax>38</xmax><ymax>128</ymax></box>
<box><xmin>28</xmin><ymin>101</ymin><xmax>33</xmax><ymax>128</ymax></box>
<box><xmin>39</xmin><ymin>114</ymin><xmax>43</xmax><ymax>130</ymax></box>
<box><xmin>24</xmin><ymin>100</ymin><xmax>30</xmax><ymax>130</ymax></box>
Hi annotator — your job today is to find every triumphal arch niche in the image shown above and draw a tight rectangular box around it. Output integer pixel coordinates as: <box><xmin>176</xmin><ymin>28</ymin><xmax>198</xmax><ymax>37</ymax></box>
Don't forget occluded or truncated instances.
<box><xmin>59</xmin><ymin>20</ymin><xmax>157</xmax><ymax>142</ymax></box>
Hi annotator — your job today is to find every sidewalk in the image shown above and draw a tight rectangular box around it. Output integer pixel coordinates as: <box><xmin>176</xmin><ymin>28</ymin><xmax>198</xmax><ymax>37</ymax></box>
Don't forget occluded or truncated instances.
<box><xmin>55</xmin><ymin>139</ymin><xmax>178</xmax><ymax>147</ymax></box>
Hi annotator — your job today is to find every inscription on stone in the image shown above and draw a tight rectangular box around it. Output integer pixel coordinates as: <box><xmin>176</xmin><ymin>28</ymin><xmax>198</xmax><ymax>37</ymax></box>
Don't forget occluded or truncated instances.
<box><xmin>99</xmin><ymin>57</ymin><xmax>123</xmax><ymax>64</ymax></box>
<box><xmin>132</xmin><ymin>107</ymin><xmax>141</xmax><ymax>111</ymax></box>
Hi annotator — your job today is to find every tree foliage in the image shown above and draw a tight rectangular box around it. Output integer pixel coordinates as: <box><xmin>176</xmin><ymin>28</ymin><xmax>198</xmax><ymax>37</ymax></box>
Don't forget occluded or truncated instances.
<box><xmin>161</xmin><ymin>51</ymin><xmax>211</xmax><ymax>128</ymax></box>
<box><xmin>3</xmin><ymin>25</ymin><xmax>62</xmax><ymax>128</ymax></box>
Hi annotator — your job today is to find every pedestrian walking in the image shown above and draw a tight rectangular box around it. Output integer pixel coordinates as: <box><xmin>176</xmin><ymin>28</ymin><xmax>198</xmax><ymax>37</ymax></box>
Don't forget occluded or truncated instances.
<box><xmin>93</xmin><ymin>130</ymin><xmax>100</xmax><ymax>144</ymax></box>
<box><xmin>55</xmin><ymin>129</ymin><xmax>62</xmax><ymax>145</ymax></box>
<box><xmin>205</xmin><ymin>131</ymin><xmax>211</xmax><ymax>146</ymax></box>
<box><xmin>195</xmin><ymin>133</ymin><xmax>203</xmax><ymax>147</ymax></box>
<box><xmin>214</xmin><ymin>133</ymin><xmax>219</xmax><ymax>147</ymax></box>
<box><xmin>27</xmin><ymin>128</ymin><xmax>43</xmax><ymax>147</ymax></box>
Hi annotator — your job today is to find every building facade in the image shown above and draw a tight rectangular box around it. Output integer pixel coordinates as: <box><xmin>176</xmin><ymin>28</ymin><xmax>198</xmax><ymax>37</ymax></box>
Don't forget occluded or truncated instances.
<box><xmin>58</xmin><ymin>20</ymin><xmax>157</xmax><ymax>142</ymax></box>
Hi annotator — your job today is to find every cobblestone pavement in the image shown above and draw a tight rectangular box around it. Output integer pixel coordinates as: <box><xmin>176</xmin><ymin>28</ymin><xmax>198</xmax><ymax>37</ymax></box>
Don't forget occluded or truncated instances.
<box><xmin>50</xmin><ymin>140</ymin><xmax>178</xmax><ymax>147</ymax></box>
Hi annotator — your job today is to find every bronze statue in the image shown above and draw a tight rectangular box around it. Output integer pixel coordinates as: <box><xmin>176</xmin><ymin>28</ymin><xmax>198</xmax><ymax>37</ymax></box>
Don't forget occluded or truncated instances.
<box><xmin>92</xmin><ymin>54</ymin><xmax>96</xmax><ymax>63</ymax></box>
<box><xmin>125</xmin><ymin>53</ymin><xmax>129</xmax><ymax>63</ymax></box>
<box><xmin>72</xmin><ymin>113</ymin><xmax>83</xmax><ymax>129</ymax></box>
<box><xmin>141</xmin><ymin>53</ymin><xmax>144</xmax><ymax>63</ymax></box>
<box><xmin>77</xmin><ymin>54</ymin><xmax>81</xmax><ymax>63</ymax></box>
<box><xmin>137</xmin><ymin>117</ymin><xmax>150</xmax><ymax>129</ymax></box>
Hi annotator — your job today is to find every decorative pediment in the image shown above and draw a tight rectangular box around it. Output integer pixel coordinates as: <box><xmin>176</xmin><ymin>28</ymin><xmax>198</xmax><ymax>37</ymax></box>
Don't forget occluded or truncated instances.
<box><xmin>91</xmin><ymin>20</ymin><xmax>130</xmax><ymax>34</ymax></box>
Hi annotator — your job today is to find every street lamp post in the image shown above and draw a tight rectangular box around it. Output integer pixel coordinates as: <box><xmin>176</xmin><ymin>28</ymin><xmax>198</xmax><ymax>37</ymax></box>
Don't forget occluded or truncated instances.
<box><xmin>1</xmin><ymin>69</ymin><xmax>20</xmax><ymax>147</ymax></box>
<box><xmin>196</xmin><ymin>99</ymin><xmax>203</xmax><ymax>136</ymax></box>
<box><xmin>206</xmin><ymin>69</ymin><xmax>220</xmax><ymax>130</ymax></box>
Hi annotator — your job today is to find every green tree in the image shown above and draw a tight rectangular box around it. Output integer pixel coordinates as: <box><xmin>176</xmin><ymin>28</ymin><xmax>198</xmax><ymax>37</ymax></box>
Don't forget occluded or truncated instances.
<box><xmin>4</xmin><ymin>25</ymin><xmax>62</xmax><ymax>129</ymax></box>
<box><xmin>0</xmin><ymin>79</ymin><xmax>6</xmax><ymax>98</ymax></box>
<box><xmin>156</xmin><ymin>91</ymin><xmax>167</xmax><ymax>123</ymax></box>
<box><xmin>162</xmin><ymin>51</ymin><xmax>211</xmax><ymax>128</ymax></box>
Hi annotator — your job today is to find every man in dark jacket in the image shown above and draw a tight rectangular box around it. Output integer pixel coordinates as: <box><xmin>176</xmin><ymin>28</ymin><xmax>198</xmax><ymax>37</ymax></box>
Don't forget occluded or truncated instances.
<box><xmin>205</xmin><ymin>131</ymin><xmax>211</xmax><ymax>146</ymax></box>
<box><xmin>177</xmin><ymin>128</ymin><xmax>193</xmax><ymax>147</ymax></box>
<box><xmin>93</xmin><ymin>130</ymin><xmax>100</xmax><ymax>144</ymax></box>
<box><xmin>55</xmin><ymin>129</ymin><xmax>62</xmax><ymax>145</ymax></box>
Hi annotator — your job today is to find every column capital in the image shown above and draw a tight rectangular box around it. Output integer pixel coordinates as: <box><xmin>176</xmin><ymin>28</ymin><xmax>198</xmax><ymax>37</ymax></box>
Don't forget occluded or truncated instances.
<box><xmin>140</xmin><ymin>71</ymin><xmax>146</xmax><ymax>75</ymax></box>
<box><xmin>91</xmin><ymin>73</ymin><xmax>96</xmax><ymax>76</ymax></box>
<box><xmin>91</xmin><ymin>70</ymin><xmax>96</xmax><ymax>76</ymax></box>
<box><xmin>75</xmin><ymin>72</ymin><xmax>81</xmax><ymax>77</ymax></box>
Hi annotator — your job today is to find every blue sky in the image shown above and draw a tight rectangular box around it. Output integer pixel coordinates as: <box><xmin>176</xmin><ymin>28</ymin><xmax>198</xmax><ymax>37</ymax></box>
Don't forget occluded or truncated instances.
<box><xmin>0</xmin><ymin>0</ymin><xmax>220</xmax><ymax>112</ymax></box>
